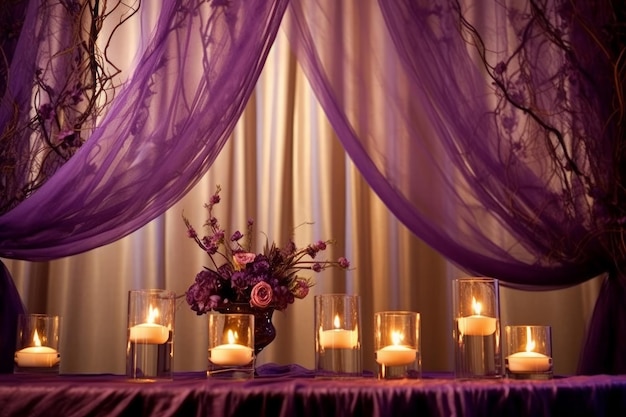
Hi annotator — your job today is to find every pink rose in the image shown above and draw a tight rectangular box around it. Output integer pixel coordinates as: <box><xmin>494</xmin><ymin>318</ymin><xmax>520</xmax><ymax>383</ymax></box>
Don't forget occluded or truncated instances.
<box><xmin>250</xmin><ymin>282</ymin><xmax>273</xmax><ymax>308</ymax></box>
<box><xmin>292</xmin><ymin>279</ymin><xmax>310</xmax><ymax>299</ymax></box>
<box><xmin>233</xmin><ymin>252</ymin><xmax>256</xmax><ymax>271</ymax></box>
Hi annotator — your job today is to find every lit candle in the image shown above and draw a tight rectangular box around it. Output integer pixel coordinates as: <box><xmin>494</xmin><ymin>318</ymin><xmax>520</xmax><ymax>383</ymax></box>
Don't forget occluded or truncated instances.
<box><xmin>376</xmin><ymin>331</ymin><xmax>416</xmax><ymax>366</ymax></box>
<box><xmin>14</xmin><ymin>330</ymin><xmax>60</xmax><ymax>368</ymax></box>
<box><xmin>457</xmin><ymin>297</ymin><xmax>497</xmax><ymax>336</ymax></box>
<box><xmin>210</xmin><ymin>329</ymin><xmax>254</xmax><ymax>366</ymax></box>
<box><xmin>129</xmin><ymin>304</ymin><xmax>169</xmax><ymax>344</ymax></box>
<box><xmin>319</xmin><ymin>315</ymin><xmax>359</xmax><ymax>349</ymax></box>
<box><xmin>507</xmin><ymin>327</ymin><xmax>551</xmax><ymax>372</ymax></box>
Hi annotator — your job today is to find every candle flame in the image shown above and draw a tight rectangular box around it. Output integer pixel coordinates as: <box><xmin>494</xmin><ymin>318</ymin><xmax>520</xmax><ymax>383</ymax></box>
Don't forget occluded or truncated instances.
<box><xmin>227</xmin><ymin>329</ymin><xmax>237</xmax><ymax>344</ymax></box>
<box><xmin>147</xmin><ymin>305</ymin><xmax>159</xmax><ymax>324</ymax></box>
<box><xmin>33</xmin><ymin>329</ymin><xmax>42</xmax><ymax>347</ymax></box>
<box><xmin>391</xmin><ymin>331</ymin><xmax>404</xmax><ymax>346</ymax></box>
<box><xmin>525</xmin><ymin>326</ymin><xmax>536</xmax><ymax>352</ymax></box>
<box><xmin>472</xmin><ymin>297</ymin><xmax>482</xmax><ymax>315</ymax></box>
<box><xmin>333</xmin><ymin>314</ymin><xmax>341</xmax><ymax>329</ymax></box>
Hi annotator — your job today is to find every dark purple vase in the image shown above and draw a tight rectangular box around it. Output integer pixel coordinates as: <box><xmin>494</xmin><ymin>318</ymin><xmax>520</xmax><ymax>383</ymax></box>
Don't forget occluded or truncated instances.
<box><xmin>216</xmin><ymin>303</ymin><xmax>276</xmax><ymax>355</ymax></box>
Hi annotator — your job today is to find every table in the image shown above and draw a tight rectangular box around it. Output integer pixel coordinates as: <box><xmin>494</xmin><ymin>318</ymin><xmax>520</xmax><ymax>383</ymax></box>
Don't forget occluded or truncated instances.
<box><xmin>1</xmin><ymin>364</ymin><xmax>625</xmax><ymax>417</ymax></box>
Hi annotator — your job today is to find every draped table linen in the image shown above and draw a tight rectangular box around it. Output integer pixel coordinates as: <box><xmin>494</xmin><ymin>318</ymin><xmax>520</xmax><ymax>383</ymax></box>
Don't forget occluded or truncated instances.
<box><xmin>1</xmin><ymin>364</ymin><xmax>625</xmax><ymax>417</ymax></box>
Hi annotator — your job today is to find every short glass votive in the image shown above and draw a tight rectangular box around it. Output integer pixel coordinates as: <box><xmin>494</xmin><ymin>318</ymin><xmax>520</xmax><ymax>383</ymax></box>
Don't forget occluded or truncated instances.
<box><xmin>374</xmin><ymin>311</ymin><xmax>421</xmax><ymax>379</ymax></box>
<box><xmin>452</xmin><ymin>277</ymin><xmax>502</xmax><ymax>379</ymax></box>
<box><xmin>14</xmin><ymin>314</ymin><xmax>61</xmax><ymax>374</ymax></box>
<box><xmin>314</xmin><ymin>294</ymin><xmax>362</xmax><ymax>377</ymax></box>
<box><xmin>207</xmin><ymin>313</ymin><xmax>255</xmax><ymax>379</ymax></box>
<box><xmin>505</xmin><ymin>325</ymin><xmax>553</xmax><ymax>380</ymax></box>
<box><xmin>126</xmin><ymin>289</ymin><xmax>176</xmax><ymax>381</ymax></box>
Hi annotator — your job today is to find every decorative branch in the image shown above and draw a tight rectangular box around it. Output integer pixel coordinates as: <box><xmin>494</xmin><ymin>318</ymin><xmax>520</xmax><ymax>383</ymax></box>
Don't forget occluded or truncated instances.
<box><xmin>453</xmin><ymin>0</ymin><xmax>626</xmax><ymax>267</ymax></box>
<box><xmin>0</xmin><ymin>0</ymin><xmax>140</xmax><ymax>214</ymax></box>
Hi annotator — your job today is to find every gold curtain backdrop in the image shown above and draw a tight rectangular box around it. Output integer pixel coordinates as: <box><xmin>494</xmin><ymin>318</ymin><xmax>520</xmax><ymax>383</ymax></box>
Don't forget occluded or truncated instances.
<box><xmin>2</xmin><ymin>26</ymin><xmax>601</xmax><ymax>375</ymax></box>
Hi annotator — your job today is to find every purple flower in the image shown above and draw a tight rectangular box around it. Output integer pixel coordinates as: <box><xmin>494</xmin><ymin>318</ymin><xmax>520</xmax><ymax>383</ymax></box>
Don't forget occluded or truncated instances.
<box><xmin>306</xmin><ymin>245</ymin><xmax>318</xmax><ymax>258</ymax></box>
<box><xmin>250</xmin><ymin>282</ymin><xmax>273</xmax><ymax>308</ymax></box>
<box><xmin>338</xmin><ymin>257</ymin><xmax>350</xmax><ymax>268</ymax></box>
<box><xmin>292</xmin><ymin>279</ymin><xmax>310</xmax><ymax>299</ymax></box>
<box><xmin>312</xmin><ymin>263</ymin><xmax>322</xmax><ymax>272</ymax></box>
<box><xmin>501</xmin><ymin>115</ymin><xmax>517</xmax><ymax>133</ymax></box>
<box><xmin>186</xmin><ymin>269</ymin><xmax>225</xmax><ymax>314</ymax></box>
<box><xmin>186</xmin><ymin>225</ymin><xmax>198</xmax><ymax>238</ymax></box>
<box><xmin>201</xmin><ymin>236</ymin><xmax>219</xmax><ymax>255</ymax></box>
<box><xmin>315</xmin><ymin>240</ymin><xmax>327</xmax><ymax>251</ymax></box>
<box><xmin>231</xmin><ymin>230</ymin><xmax>243</xmax><ymax>241</ymax></box>
<box><xmin>231</xmin><ymin>271</ymin><xmax>250</xmax><ymax>292</ymax></box>
<box><xmin>272</xmin><ymin>285</ymin><xmax>295</xmax><ymax>310</ymax></box>
<box><xmin>38</xmin><ymin>103</ymin><xmax>55</xmax><ymax>120</ymax></box>
<box><xmin>494</xmin><ymin>61</ymin><xmax>507</xmax><ymax>75</ymax></box>
<box><xmin>68</xmin><ymin>83</ymin><xmax>84</xmax><ymax>104</ymax></box>
<box><xmin>282</xmin><ymin>240</ymin><xmax>297</xmax><ymax>256</ymax></box>
<box><xmin>252</xmin><ymin>256</ymin><xmax>270</xmax><ymax>274</ymax></box>
<box><xmin>217</xmin><ymin>263</ymin><xmax>234</xmax><ymax>279</ymax></box>
<box><xmin>213</xmin><ymin>230</ymin><xmax>225</xmax><ymax>241</ymax></box>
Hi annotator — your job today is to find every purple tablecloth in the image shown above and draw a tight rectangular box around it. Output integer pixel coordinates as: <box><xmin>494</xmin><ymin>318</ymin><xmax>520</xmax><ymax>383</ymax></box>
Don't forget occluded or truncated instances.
<box><xmin>0</xmin><ymin>364</ymin><xmax>625</xmax><ymax>417</ymax></box>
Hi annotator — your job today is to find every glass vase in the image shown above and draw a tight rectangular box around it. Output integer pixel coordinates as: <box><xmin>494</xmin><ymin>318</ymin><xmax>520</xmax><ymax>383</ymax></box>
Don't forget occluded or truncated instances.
<box><xmin>216</xmin><ymin>303</ymin><xmax>276</xmax><ymax>355</ymax></box>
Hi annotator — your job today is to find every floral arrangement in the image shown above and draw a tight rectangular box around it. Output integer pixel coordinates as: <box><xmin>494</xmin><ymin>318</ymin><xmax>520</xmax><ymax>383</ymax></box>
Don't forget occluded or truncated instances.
<box><xmin>184</xmin><ymin>185</ymin><xmax>350</xmax><ymax>314</ymax></box>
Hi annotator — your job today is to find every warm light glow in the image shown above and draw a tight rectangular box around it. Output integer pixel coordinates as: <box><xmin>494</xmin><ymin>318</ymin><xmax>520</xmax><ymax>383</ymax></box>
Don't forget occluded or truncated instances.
<box><xmin>472</xmin><ymin>297</ymin><xmax>482</xmax><ymax>315</ymax></box>
<box><xmin>525</xmin><ymin>326</ymin><xmax>536</xmax><ymax>352</ymax></box>
<box><xmin>391</xmin><ymin>331</ymin><xmax>404</xmax><ymax>346</ymax></box>
<box><xmin>333</xmin><ymin>314</ymin><xmax>341</xmax><ymax>329</ymax></box>
<box><xmin>226</xmin><ymin>329</ymin><xmax>237</xmax><ymax>344</ymax></box>
<box><xmin>458</xmin><ymin>298</ymin><xmax>496</xmax><ymax>336</ymax></box>
<box><xmin>376</xmin><ymin>331</ymin><xmax>416</xmax><ymax>366</ymax></box>
<box><xmin>147</xmin><ymin>305</ymin><xmax>159</xmax><ymax>324</ymax></box>
<box><xmin>210</xmin><ymin>330</ymin><xmax>253</xmax><ymax>366</ymax></box>
<box><xmin>33</xmin><ymin>329</ymin><xmax>42</xmax><ymax>347</ymax></box>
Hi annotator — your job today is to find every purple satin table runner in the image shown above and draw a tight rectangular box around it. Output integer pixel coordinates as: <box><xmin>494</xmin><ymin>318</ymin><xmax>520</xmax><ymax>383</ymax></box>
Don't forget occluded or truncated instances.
<box><xmin>0</xmin><ymin>364</ymin><xmax>625</xmax><ymax>417</ymax></box>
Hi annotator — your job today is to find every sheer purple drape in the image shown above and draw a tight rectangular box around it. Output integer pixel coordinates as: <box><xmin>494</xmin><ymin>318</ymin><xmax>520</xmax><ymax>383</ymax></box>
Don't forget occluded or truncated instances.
<box><xmin>0</xmin><ymin>0</ymin><xmax>288</xmax><ymax>372</ymax></box>
<box><xmin>2</xmin><ymin>0</ymin><xmax>623</xmax><ymax>376</ymax></box>
<box><xmin>285</xmin><ymin>0</ymin><xmax>624</xmax><ymax>374</ymax></box>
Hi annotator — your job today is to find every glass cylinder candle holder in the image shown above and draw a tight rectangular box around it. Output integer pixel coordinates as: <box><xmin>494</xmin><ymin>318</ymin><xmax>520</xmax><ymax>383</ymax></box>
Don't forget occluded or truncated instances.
<box><xmin>452</xmin><ymin>277</ymin><xmax>502</xmax><ymax>378</ymax></box>
<box><xmin>14</xmin><ymin>314</ymin><xmax>61</xmax><ymax>374</ymax></box>
<box><xmin>208</xmin><ymin>313</ymin><xmax>255</xmax><ymax>379</ymax></box>
<box><xmin>374</xmin><ymin>311</ymin><xmax>421</xmax><ymax>379</ymax></box>
<box><xmin>126</xmin><ymin>289</ymin><xmax>176</xmax><ymax>381</ymax></box>
<box><xmin>505</xmin><ymin>325</ymin><xmax>553</xmax><ymax>380</ymax></box>
<box><xmin>315</xmin><ymin>294</ymin><xmax>362</xmax><ymax>377</ymax></box>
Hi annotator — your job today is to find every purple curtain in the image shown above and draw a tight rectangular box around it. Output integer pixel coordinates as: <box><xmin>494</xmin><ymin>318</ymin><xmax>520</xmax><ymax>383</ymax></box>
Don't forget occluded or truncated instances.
<box><xmin>2</xmin><ymin>0</ymin><xmax>624</xmax><ymax>376</ymax></box>
<box><xmin>0</xmin><ymin>0</ymin><xmax>288</xmax><ymax>372</ymax></box>
<box><xmin>285</xmin><ymin>0</ymin><xmax>624</xmax><ymax>374</ymax></box>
